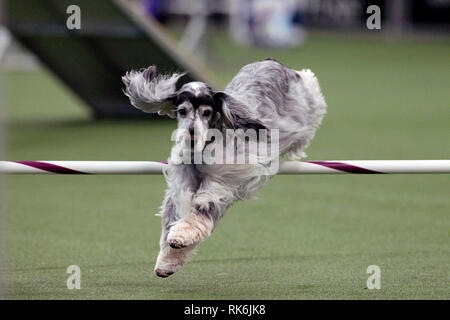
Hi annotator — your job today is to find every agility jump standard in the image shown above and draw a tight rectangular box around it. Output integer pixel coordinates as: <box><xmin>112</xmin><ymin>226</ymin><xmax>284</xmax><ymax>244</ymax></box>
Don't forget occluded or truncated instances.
<box><xmin>1</xmin><ymin>160</ymin><xmax>449</xmax><ymax>175</ymax></box>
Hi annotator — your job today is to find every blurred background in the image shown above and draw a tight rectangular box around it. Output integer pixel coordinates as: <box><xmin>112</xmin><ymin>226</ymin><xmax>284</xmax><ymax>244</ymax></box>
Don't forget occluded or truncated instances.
<box><xmin>1</xmin><ymin>0</ymin><xmax>449</xmax><ymax>118</ymax></box>
<box><xmin>0</xmin><ymin>0</ymin><xmax>449</xmax><ymax>299</ymax></box>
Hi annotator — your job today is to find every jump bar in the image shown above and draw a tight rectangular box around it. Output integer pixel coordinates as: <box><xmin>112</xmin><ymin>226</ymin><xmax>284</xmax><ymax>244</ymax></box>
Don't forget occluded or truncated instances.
<box><xmin>1</xmin><ymin>160</ymin><xmax>449</xmax><ymax>175</ymax></box>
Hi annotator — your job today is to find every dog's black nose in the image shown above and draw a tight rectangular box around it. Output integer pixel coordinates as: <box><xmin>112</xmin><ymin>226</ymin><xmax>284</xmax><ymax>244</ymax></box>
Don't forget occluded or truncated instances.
<box><xmin>189</xmin><ymin>126</ymin><xmax>195</xmax><ymax>137</ymax></box>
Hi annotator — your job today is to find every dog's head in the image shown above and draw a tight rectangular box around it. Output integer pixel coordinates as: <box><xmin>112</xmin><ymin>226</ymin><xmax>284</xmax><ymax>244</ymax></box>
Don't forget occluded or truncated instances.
<box><xmin>122</xmin><ymin>65</ymin><xmax>267</xmax><ymax>151</ymax></box>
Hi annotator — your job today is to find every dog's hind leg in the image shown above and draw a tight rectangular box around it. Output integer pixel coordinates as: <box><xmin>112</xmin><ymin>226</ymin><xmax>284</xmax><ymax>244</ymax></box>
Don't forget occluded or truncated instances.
<box><xmin>284</xmin><ymin>69</ymin><xmax>327</xmax><ymax>160</ymax></box>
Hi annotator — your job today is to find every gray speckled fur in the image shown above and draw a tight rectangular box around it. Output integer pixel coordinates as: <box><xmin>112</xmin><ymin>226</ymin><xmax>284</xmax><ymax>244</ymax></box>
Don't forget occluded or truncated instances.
<box><xmin>123</xmin><ymin>59</ymin><xmax>327</xmax><ymax>275</ymax></box>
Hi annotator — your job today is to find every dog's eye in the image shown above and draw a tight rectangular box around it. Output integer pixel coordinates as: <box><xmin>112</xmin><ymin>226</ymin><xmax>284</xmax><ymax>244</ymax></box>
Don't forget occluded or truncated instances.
<box><xmin>202</xmin><ymin>109</ymin><xmax>211</xmax><ymax>118</ymax></box>
<box><xmin>177</xmin><ymin>109</ymin><xmax>187</xmax><ymax>117</ymax></box>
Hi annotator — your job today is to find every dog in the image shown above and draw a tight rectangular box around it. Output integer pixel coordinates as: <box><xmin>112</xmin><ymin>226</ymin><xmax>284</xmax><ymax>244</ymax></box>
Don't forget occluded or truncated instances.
<box><xmin>122</xmin><ymin>58</ymin><xmax>326</xmax><ymax>277</ymax></box>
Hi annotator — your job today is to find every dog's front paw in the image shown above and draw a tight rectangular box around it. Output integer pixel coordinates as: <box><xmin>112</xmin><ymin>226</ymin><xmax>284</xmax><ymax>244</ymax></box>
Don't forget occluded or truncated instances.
<box><xmin>154</xmin><ymin>268</ymin><xmax>174</xmax><ymax>278</ymax></box>
<box><xmin>167</xmin><ymin>214</ymin><xmax>214</xmax><ymax>249</ymax></box>
<box><xmin>167</xmin><ymin>220</ymin><xmax>199</xmax><ymax>248</ymax></box>
<box><xmin>154</xmin><ymin>243</ymin><xmax>197</xmax><ymax>278</ymax></box>
<box><xmin>168</xmin><ymin>238</ymin><xmax>186</xmax><ymax>249</ymax></box>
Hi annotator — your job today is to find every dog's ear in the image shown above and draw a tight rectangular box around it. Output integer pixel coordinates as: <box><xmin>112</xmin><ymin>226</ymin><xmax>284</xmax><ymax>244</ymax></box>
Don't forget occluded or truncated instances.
<box><xmin>213</xmin><ymin>92</ymin><xmax>267</xmax><ymax>131</ymax></box>
<box><xmin>122</xmin><ymin>66</ymin><xmax>186</xmax><ymax>118</ymax></box>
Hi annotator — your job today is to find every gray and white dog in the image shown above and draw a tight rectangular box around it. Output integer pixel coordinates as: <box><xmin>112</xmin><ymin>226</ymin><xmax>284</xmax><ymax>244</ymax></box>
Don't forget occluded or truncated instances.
<box><xmin>122</xmin><ymin>59</ymin><xmax>326</xmax><ymax>277</ymax></box>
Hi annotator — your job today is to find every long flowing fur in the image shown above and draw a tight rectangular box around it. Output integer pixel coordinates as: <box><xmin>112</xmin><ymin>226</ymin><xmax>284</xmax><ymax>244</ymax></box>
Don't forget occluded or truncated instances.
<box><xmin>223</xmin><ymin>60</ymin><xmax>326</xmax><ymax>160</ymax></box>
<box><xmin>122</xmin><ymin>66</ymin><xmax>186</xmax><ymax>118</ymax></box>
<box><xmin>123</xmin><ymin>59</ymin><xmax>327</xmax><ymax>277</ymax></box>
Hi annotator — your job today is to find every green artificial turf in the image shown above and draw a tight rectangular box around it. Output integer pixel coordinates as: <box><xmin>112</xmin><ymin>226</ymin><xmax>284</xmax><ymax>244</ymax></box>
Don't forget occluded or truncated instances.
<box><xmin>3</xmin><ymin>33</ymin><xmax>450</xmax><ymax>299</ymax></box>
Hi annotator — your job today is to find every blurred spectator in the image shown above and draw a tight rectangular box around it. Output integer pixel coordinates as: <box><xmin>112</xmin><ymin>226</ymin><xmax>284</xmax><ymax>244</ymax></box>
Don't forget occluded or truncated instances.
<box><xmin>142</xmin><ymin>0</ymin><xmax>169</xmax><ymax>22</ymax></box>
<box><xmin>230</xmin><ymin>0</ymin><xmax>306</xmax><ymax>48</ymax></box>
<box><xmin>0</xmin><ymin>26</ymin><xmax>11</xmax><ymax>63</ymax></box>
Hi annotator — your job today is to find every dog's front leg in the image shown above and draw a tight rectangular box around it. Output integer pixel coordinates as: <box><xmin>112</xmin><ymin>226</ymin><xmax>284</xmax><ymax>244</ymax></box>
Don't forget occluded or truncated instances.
<box><xmin>154</xmin><ymin>195</ymin><xmax>198</xmax><ymax>277</ymax></box>
<box><xmin>154</xmin><ymin>161</ymin><xmax>202</xmax><ymax>277</ymax></box>
<box><xmin>167</xmin><ymin>178</ymin><xmax>234</xmax><ymax>249</ymax></box>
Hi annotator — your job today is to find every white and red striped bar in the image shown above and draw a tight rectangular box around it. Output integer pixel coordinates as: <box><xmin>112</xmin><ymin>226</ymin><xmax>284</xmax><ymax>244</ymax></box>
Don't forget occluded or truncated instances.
<box><xmin>0</xmin><ymin>160</ymin><xmax>449</xmax><ymax>175</ymax></box>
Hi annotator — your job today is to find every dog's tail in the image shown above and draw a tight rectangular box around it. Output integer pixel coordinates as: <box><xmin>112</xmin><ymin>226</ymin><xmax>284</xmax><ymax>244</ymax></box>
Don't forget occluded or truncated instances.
<box><xmin>285</xmin><ymin>69</ymin><xmax>327</xmax><ymax>160</ymax></box>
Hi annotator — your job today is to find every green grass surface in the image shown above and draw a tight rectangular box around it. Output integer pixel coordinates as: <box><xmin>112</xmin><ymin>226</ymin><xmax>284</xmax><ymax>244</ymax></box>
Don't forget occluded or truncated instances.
<box><xmin>3</xmin><ymin>33</ymin><xmax>450</xmax><ymax>299</ymax></box>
